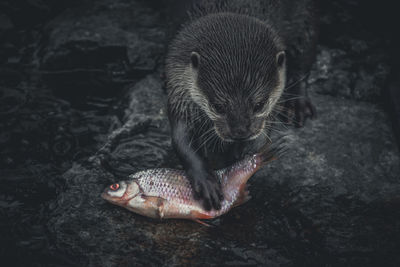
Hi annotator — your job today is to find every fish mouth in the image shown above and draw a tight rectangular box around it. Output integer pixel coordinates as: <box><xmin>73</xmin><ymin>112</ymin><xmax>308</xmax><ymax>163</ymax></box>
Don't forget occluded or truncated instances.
<box><xmin>101</xmin><ymin>190</ymin><xmax>119</xmax><ymax>204</ymax></box>
<box><xmin>101</xmin><ymin>180</ymin><xmax>143</xmax><ymax>206</ymax></box>
<box><xmin>101</xmin><ymin>191</ymin><xmax>109</xmax><ymax>200</ymax></box>
<box><xmin>101</xmin><ymin>190</ymin><xmax>132</xmax><ymax>207</ymax></box>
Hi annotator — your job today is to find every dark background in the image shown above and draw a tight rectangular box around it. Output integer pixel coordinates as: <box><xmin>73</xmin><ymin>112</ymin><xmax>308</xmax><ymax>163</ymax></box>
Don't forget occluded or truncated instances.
<box><xmin>1</xmin><ymin>0</ymin><xmax>399</xmax><ymax>266</ymax></box>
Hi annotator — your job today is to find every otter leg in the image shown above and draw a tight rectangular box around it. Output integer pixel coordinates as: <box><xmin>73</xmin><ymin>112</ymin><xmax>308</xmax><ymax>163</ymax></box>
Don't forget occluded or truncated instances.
<box><xmin>295</xmin><ymin>80</ymin><xmax>316</xmax><ymax>127</ymax></box>
<box><xmin>284</xmin><ymin>79</ymin><xmax>316</xmax><ymax>127</ymax></box>
<box><xmin>170</xmin><ymin>119</ymin><xmax>224</xmax><ymax>211</ymax></box>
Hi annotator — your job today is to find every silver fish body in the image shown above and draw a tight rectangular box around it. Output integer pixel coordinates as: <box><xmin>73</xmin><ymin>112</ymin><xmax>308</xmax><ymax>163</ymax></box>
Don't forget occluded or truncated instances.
<box><xmin>102</xmin><ymin>143</ymin><xmax>283</xmax><ymax>224</ymax></box>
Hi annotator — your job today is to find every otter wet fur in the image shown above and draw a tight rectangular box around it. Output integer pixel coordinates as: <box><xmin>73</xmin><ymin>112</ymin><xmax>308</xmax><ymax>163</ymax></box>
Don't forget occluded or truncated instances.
<box><xmin>166</xmin><ymin>0</ymin><xmax>318</xmax><ymax>211</ymax></box>
<box><xmin>102</xmin><ymin>142</ymin><xmax>286</xmax><ymax>226</ymax></box>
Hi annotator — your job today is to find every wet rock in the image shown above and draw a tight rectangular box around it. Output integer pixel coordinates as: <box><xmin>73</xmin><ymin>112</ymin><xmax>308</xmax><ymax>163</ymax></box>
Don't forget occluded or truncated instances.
<box><xmin>0</xmin><ymin>13</ymin><xmax>13</xmax><ymax>31</ymax></box>
<box><xmin>45</xmin><ymin>70</ymin><xmax>400</xmax><ymax>266</ymax></box>
<box><xmin>386</xmin><ymin>79</ymin><xmax>400</xmax><ymax>150</ymax></box>
<box><xmin>0</xmin><ymin>84</ymin><xmax>113</xmax><ymax>170</ymax></box>
<box><xmin>313</xmin><ymin>1</ymin><xmax>393</xmax><ymax>102</ymax></box>
<box><xmin>39</xmin><ymin>0</ymin><xmax>167</xmax><ymax>93</ymax></box>
<box><xmin>255</xmin><ymin>92</ymin><xmax>400</xmax><ymax>266</ymax></box>
<box><xmin>0</xmin><ymin>13</ymin><xmax>15</xmax><ymax>64</ymax></box>
<box><xmin>0</xmin><ymin>86</ymin><xmax>27</xmax><ymax>116</ymax></box>
<box><xmin>91</xmin><ymin>74</ymin><xmax>171</xmax><ymax>174</ymax></box>
<box><xmin>0</xmin><ymin>67</ymin><xmax>24</xmax><ymax>86</ymax></box>
<box><xmin>308</xmin><ymin>46</ymin><xmax>390</xmax><ymax>102</ymax></box>
<box><xmin>0</xmin><ymin>0</ymin><xmax>80</xmax><ymax>28</ymax></box>
<box><xmin>264</xmin><ymin>92</ymin><xmax>400</xmax><ymax>200</ymax></box>
<box><xmin>48</xmin><ymin>74</ymin><xmax>174</xmax><ymax>265</ymax></box>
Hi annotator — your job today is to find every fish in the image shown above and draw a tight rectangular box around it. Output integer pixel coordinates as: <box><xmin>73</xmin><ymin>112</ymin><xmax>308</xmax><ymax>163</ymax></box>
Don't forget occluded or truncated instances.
<box><xmin>101</xmin><ymin>142</ymin><xmax>285</xmax><ymax>226</ymax></box>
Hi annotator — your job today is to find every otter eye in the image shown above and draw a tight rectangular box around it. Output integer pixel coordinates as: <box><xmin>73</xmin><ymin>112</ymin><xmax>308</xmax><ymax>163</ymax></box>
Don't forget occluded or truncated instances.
<box><xmin>253</xmin><ymin>102</ymin><xmax>264</xmax><ymax>113</ymax></box>
<box><xmin>110</xmin><ymin>183</ymin><xmax>119</xmax><ymax>191</ymax></box>
<box><xmin>214</xmin><ymin>104</ymin><xmax>225</xmax><ymax>115</ymax></box>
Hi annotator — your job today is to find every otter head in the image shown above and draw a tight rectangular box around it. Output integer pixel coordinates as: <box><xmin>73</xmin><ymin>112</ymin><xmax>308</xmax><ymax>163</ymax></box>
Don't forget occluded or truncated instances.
<box><xmin>186</xmin><ymin>16</ymin><xmax>286</xmax><ymax>142</ymax></box>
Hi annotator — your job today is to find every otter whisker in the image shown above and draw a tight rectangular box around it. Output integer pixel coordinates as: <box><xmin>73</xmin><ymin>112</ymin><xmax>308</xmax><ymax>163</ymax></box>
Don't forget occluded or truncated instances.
<box><xmin>277</xmin><ymin>96</ymin><xmax>306</xmax><ymax>103</ymax></box>
<box><xmin>280</xmin><ymin>92</ymin><xmax>306</xmax><ymax>97</ymax></box>
<box><xmin>271</xmin><ymin>109</ymin><xmax>293</xmax><ymax>121</ymax></box>
<box><xmin>260</xmin><ymin>126</ymin><xmax>273</xmax><ymax>143</ymax></box>
<box><xmin>195</xmin><ymin>128</ymin><xmax>217</xmax><ymax>152</ymax></box>
<box><xmin>266</xmin><ymin>125</ymin><xmax>287</xmax><ymax>136</ymax></box>
<box><xmin>283</xmin><ymin>72</ymin><xmax>310</xmax><ymax>92</ymax></box>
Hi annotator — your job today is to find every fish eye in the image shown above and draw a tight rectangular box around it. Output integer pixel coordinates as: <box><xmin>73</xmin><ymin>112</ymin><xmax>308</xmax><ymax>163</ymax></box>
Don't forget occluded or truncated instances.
<box><xmin>110</xmin><ymin>183</ymin><xmax>120</xmax><ymax>191</ymax></box>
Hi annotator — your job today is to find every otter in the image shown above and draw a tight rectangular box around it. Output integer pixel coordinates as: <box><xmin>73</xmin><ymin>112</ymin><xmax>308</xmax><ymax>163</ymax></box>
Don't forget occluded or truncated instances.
<box><xmin>165</xmin><ymin>0</ymin><xmax>318</xmax><ymax>210</ymax></box>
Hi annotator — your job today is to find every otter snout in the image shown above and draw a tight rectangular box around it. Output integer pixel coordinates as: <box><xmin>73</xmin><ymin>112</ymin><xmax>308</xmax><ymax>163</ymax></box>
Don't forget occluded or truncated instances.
<box><xmin>215</xmin><ymin>117</ymin><xmax>264</xmax><ymax>142</ymax></box>
<box><xmin>229</xmin><ymin>123</ymin><xmax>252</xmax><ymax>141</ymax></box>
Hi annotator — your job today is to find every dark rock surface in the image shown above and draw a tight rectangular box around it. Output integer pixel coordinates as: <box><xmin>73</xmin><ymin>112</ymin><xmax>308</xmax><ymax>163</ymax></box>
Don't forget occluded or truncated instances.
<box><xmin>1</xmin><ymin>0</ymin><xmax>400</xmax><ymax>266</ymax></box>
<box><xmin>0</xmin><ymin>0</ymin><xmax>80</xmax><ymax>28</ymax></box>
<box><xmin>38</xmin><ymin>0</ymin><xmax>167</xmax><ymax>108</ymax></box>
<box><xmin>0</xmin><ymin>13</ymin><xmax>13</xmax><ymax>31</ymax></box>
<box><xmin>308</xmin><ymin>0</ymin><xmax>394</xmax><ymax>102</ymax></box>
<box><xmin>308</xmin><ymin>46</ymin><xmax>390</xmax><ymax>102</ymax></box>
<box><xmin>40</xmin><ymin>0</ymin><xmax>166</xmax><ymax>73</ymax></box>
<box><xmin>44</xmin><ymin>75</ymin><xmax>400</xmax><ymax>266</ymax></box>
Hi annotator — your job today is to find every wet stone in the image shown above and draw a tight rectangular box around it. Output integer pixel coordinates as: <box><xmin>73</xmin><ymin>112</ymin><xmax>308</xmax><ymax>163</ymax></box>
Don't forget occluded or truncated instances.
<box><xmin>0</xmin><ymin>13</ymin><xmax>14</xmax><ymax>32</ymax></box>
<box><xmin>40</xmin><ymin>0</ymin><xmax>166</xmax><ymax>75</ymax></box>
<box><xmin>91</xmin><ymin>75</ymin><xmax>171</xmax><ymax>174</ymax></box>
<box><xmin>308</xmin><ymin>46</ymin><xmax>391</xmax><ymax>102</ymax></box>
<box><xmin>37</xmin><ymin>0</ymin><xmax>167</xmax><ymax>107</ymax></box>
<box><xmin>44</xmin><ymin>72</ymin><xmax>400</xmax><ymax>266</ymax></box>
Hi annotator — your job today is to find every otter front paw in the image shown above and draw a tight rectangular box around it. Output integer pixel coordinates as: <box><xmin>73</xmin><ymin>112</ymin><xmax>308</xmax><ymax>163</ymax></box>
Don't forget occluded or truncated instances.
<box><xmin>294</xmin><ymin>97</ymin><xmax>316</xmax><ymax>127</ymax></box>
<box><xmin>284</xmin><ymin>97</ymin><xmax>316</xmax><ymax>127</ymax></box>
<box><xmin>187</xmin><ymin>168</ymin><xmax>224</xmax><ymax>211</ymax></box>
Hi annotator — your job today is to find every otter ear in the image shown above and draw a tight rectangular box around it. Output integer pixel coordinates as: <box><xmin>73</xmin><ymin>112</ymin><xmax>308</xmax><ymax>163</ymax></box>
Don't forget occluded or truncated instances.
<box><xmin>191</xmin><ymin>52</ymin><xmax>200</xmax><ymax>69</ymax></box>
<box><xmin>276</xmin><ymin>51</ymin><xmax>286</xmax><ymax>68</ymax></box>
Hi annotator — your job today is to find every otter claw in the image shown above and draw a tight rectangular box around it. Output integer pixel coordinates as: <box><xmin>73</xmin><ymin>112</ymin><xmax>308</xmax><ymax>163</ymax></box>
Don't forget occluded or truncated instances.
<box><xmin>283</xmin><ymin>97</ymin><xmax>316</xmax><ymax>127</ymax></box>
<box><xmin>294</xmin><ymin>97</ymin><xmax>316</xmax><ymax>127</ymax></box>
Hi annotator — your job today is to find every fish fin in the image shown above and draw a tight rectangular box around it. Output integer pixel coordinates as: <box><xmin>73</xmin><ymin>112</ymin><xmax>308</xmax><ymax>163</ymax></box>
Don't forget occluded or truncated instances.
<box><xmin>190</xmin><ymin>211</ymin><xmax>213</xmax><ymax>227</ymax></box>
<box><xmin>190</xmin><ymin>210</ymin><xmax>213</xmax><ymax>220</ymax></box>
<box><xmin>141</xmin><ymin>196</ymin><xmax>166</xmax><ymax>219</ymax></box>
<box><xmin>257</xmin><ymin>139</ymin><xmax>288</xmax><ymax>167</ymax></box>
<box><xmin>193</xmin><ymin>219</ymin><xmax>213</xmax><ymax>227</ymax></box>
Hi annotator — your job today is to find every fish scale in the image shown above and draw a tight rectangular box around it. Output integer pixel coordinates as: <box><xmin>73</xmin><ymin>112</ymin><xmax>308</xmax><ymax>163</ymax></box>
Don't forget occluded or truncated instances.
<box><xmin>126</xmin><ymin>155</ymin><xmax>258</xmax><ymax>218</ymax></box>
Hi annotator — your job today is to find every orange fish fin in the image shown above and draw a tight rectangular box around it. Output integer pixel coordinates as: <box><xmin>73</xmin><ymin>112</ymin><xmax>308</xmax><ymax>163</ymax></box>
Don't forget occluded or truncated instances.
<box><xmin>141</xmin><ymin>196</ymin><xmax>166</xmax><ymax>219</ymax></box>
<box><xmin>257</xmin><ymin>139</ymin><xmax>287</xmax><ymax>167</ymax></box>
<box><xmin>193</xmin><ymin>219</ymin><xmax>213</xmax><ymax>227</ymax></box>
<box><xmin>233</xmin><ymin>183</ymin><xmax>252</xmax><ymax>208</ymax></box>
<box><xmin>190</xmin><ymin>211</ymin><xmax>213</xmax><ymax>227</ymax></box>
<box><xmin>190</xmin><ymin>210</ymin><xmax>213</xmax><ymax>220</ymax></box>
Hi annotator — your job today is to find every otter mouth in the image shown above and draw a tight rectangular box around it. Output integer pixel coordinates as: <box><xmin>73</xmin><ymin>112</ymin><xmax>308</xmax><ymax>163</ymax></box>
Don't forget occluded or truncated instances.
<box><xmin>213</xmin><ymin>127</ymin><xmax>233</xmax><ymax>142</ymax></box>
<box><xmin>214</xmin><ymin>127</ymin><xmax>261</xmax><ymax>143</ymax></box>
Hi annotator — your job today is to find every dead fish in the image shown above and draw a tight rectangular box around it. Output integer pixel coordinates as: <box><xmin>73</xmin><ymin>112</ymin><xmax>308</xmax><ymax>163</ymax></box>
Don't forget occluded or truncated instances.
<box><xmin>101</xmin><ymin>142</ymin><xmax>285</xmax><ymax>226</ymax></box>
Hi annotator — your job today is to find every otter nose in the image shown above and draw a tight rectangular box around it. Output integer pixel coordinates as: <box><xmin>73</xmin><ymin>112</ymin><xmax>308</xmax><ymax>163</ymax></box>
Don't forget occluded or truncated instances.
<box><xmin>230</xmin><ymin>125</ymin><xmax>251</xmax><ymax>141</ymax></box>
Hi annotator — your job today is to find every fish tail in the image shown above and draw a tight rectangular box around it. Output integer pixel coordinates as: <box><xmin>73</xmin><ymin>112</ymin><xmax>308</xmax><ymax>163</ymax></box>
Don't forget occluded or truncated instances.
<box><xmin>256</xmin><ymin>138</ymin><xmax>287</xmax><ymax>167</ymax></box>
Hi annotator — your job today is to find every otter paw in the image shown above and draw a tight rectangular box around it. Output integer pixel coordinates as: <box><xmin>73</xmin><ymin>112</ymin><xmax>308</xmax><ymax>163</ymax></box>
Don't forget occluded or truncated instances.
<box><xmin>283</xmin><ymin>97</ymin><xmax>316</xmax><ymax>127</ymax></box>
<box><xmin>189</xmin><ymin>169</ymin><xmax>223</xmax><ymax>211</ymax></box>
<box><xmin>294</xmin><ymin>97</ymin><xmax>317</xmax><ymax>127</ymax></box>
